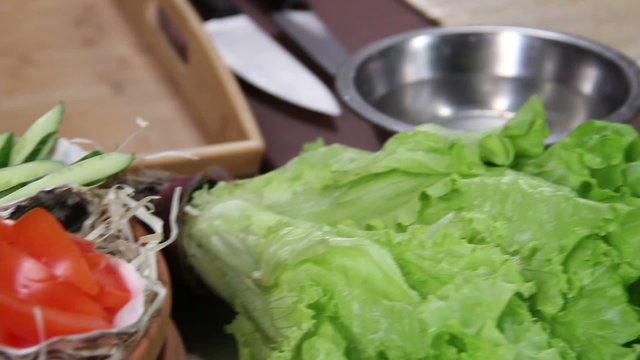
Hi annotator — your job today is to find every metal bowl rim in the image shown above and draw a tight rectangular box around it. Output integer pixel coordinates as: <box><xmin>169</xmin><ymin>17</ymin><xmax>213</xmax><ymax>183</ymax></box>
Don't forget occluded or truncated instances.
<box><xmin>335</xmin><ymin>25</ymin><xmax>640</xmax><ymax>135</ymax></box>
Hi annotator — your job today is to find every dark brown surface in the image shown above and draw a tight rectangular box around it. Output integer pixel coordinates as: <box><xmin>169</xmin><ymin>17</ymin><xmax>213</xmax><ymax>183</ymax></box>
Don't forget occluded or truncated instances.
<box><xmin>230</xmin><ymin>0</ymin><xmax>435</xmax><ymax>170</ymax></box>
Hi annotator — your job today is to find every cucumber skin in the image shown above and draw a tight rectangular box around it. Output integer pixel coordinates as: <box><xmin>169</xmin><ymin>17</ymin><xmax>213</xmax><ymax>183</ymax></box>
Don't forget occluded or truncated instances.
<box><xmin>9</xmin><ymin>102</ymin><xmax>64</xmax><ymax>166</ymax></box>
<box><xmin>0</xmin><ymin>133</ymin><xmax>13</xmax><ymax>167</ymax></box>
<box><xmin>75</xmin><ymin>150</ymin><xmax>104</xmax><ymax>163</ymax></box>
<box><xmin>0</xmin><ymin>160</ymin><xmax>65</xmax><ymax>192</ymax></box>
<box><xmin>0</xmin><ymin>152</ymin><xmax>134</xmax><ymax>205</ymax></box>
<box><xmin>27</xmin><ymin>131</ymin><xmax>58</xmax><ymax>162</ymax></box>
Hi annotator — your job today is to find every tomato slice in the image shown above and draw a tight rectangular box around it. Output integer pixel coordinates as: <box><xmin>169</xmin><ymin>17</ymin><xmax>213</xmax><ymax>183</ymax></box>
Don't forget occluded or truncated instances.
<box><xmin>0</xmin><ymin>209</ymin><xmax>138</xmax><ymax>348</ymax></box>
<box><xmin>83</xmin><ymin>252</ymin><xmax>108</xmax><ymax>271</ymax></box>
<box><xmin>0</xmin><ymin>321</ymin><xmax>31</xmax><ymax>348</ymax></box>
<box><xmin>0</xmin><ymin>219</ymin><xmax>14</xmax><ymax>244</ymax></box>
<box><xmin>0</xmin><ymin>241</ymin><xmax>107</xmax><ymax>319</ymax></box>
<box><xmin>0</xmin><ymin>321</ymin><xmax>17</xmax><ymax>348</ymax></box>
<box><xmin>69</xmin><ymin>235</ymin><xmax>109</xmax><ymax>272</ymax></box>
<box><xmin>91</xmin><ymin>259</ymin><xmax>131</xmax><ymax>312</ymax></box>
<box><xmin>69</xmin><ymin>234</ymin><xmax>96</xmax><ymax>253</ymax></box>
<box><xmin>0</xmin><ymin>240</ymin><xmax>53</xmax><ymax>293</ymax></box>
<box><xmin>12</xmin><ymin>208</ymin><xmax>99</xmax><ymax>295</ymax></box>
<box><xmin>0</xmin><ymin>291</ymin><xmax>110</xmax><ymax>346</ymax></box>
<box><xmin>67</xmin><ymin>234</ymin><xmax>132</xmax><ymax>311</ymax></box>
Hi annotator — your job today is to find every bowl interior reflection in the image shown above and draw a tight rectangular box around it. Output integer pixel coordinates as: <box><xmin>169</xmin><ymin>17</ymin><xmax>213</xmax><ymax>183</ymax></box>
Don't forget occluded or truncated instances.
<box><xmin>351</xmin><ymin>29</ymin><xmax>633</xmax><ymax>138</ymax></box>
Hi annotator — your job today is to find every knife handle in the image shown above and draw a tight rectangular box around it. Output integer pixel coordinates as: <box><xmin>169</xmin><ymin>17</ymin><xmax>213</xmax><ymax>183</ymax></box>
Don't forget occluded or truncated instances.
<box><xmin>191</xmin><ymin>0</ymin><xmax>240</xmax><ymax>20</ymax></box>
<box><xmin>269</xmin><ymin>0</ymin><xmax>310</xmax><ymax>10</ymax></box>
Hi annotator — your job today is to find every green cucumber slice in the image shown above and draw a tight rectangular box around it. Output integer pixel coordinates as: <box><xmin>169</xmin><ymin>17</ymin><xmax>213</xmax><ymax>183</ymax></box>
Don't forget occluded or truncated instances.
<box><xmin>0</xmin><ymin>183</ymin><xmax>23</xmax><ymax>199</ymax></box>
<box><xmin>0</xmin><ymin>132</ymin><xmax>14</xmax><ymax>167</ymax></box>
<box><xmin>0</xmin><ymin>152</ymin><xmax>134</xmax><ymax>204</ymax></box>
<box><xmin>25</xmin><ymin>131</ymin><xmax>58</xmax><ymax>162</ymax></box>
<box><xmin>0</xmin><ymin>160</ymin><xmax>65</xmax><ymax>192</ymax></box>
<box><xmin>75</xmin><ymin>150</ymin><xmax>104</xmax><ymax>163</ymax></box>
<box><xmin>10</xmin><ymin>102</ymin><xmax>64</xmax><ymax>166</ymax></box>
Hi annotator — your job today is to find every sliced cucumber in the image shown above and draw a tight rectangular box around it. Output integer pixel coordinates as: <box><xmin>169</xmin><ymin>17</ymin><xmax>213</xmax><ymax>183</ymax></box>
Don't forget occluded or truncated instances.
<box><xmin>74</xmin><ymin>150</ymin><xmax>108</xmax><ymax>186</ymax></box>
<box><xmin>25</xmin><ymin>131</ymin><xmax>58</xmax><ymax>162</ymax></box>
<box><xmin>0</xmin><ymin>132</ymin><xmax>13</xmax><ymax>167</ymax></box>
<box><xmin>0</xmin><ymin>152</ymin><xmax>134</xmax><ymax>204</ymax></box>
<box><xmin>10</xmin><ymin>102</ymin><xmax>64</xmax><ymax>166</ymax></box>
<box><xmin>0</xmin><ymin>183</ymin><xmax>23</xmax><ymax>198</ymax></box>
<box><xmin>74</xmin><ymin>149</ymin><xmax>104</xmax><ymax>163</ymax></box>
<box><xmin>0</xmin><ymin>160</ymin><xmax>65</xmax><ymax>192</ymax></box>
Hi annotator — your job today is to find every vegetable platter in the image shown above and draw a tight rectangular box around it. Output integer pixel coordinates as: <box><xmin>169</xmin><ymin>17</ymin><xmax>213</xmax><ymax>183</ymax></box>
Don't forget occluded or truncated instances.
<box><xmin>0</xmin><ymin>103</ymin><xmax>186</xmax><ymax>359</ymax></box>
<box><xmin>0</xmin><ymin>0</ymin><xmax>264</xmax><ymax>177</ymax></box>
<box><xmin>0</xmin><ymin>187</ymin><xmax>182</xmax><ymax>360</ymax></box>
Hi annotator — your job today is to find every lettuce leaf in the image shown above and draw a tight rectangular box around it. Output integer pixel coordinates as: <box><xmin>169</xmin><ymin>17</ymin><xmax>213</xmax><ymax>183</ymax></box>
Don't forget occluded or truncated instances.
<box><xmin>183</xmin><ymin>97</ymin><xmax>640</xmax><ymax>359</ymax></box>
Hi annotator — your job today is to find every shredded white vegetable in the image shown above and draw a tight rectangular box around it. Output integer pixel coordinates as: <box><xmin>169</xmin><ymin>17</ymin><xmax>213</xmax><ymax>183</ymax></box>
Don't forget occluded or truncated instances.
<box><xmin>0</xmin><ymin>113</ymin><xmax>188</xmax><ymax>359</ymax></box>
<box><xmin>33</xmin><ymin>307</ymin><xmax>45</xmax><ymax>360</ymax></box>
<box><xmin>115</xmin><ymin>117</ymin><xmax>148</xmax><ymax>153</ymax></box>
<box><xmin>184</xmin><ymin>204</ymin><xmax>200</xmax><ymax>216</ymax></box>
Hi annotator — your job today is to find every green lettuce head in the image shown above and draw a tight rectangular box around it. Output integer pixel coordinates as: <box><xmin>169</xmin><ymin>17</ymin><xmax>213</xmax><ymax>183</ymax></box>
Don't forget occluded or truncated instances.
<box><xmin>183</xmin><ymin>97</ymin><xmax>640</xmax><ymax>359</ymax></box>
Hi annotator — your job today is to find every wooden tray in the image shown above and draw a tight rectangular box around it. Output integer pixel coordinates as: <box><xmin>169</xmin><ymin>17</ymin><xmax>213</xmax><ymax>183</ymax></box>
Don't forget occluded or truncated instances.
<box><xmin>0</xmin><ymin>0</ymin><xmax>264</xmax><ymax>177</ymax></box>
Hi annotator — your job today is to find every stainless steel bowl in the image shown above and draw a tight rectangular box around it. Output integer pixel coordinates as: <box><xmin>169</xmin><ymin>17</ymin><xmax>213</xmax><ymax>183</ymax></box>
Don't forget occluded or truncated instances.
<box><xmin>336</xmin><ymin>26</ymin><xmax>640</xmax><ymax>142</ymax></box>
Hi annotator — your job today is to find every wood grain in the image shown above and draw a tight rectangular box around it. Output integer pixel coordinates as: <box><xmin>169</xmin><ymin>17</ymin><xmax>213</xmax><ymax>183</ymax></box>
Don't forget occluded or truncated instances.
<box><xmin>0</xmin><ymin>0</ymin><xmax>264</xmax><ymax>176</ymax></box>
<box><xmin>403</xmin><ymin>0</ymin><xmax>640</xmax><ymax>62</ymax></box>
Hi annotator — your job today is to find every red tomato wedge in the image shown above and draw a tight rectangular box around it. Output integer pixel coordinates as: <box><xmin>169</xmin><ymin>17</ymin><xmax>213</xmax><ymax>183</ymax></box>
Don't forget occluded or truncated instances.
<box><xmin>0</xmin><ymin>208</ymin><xmax>138</xmax><ymax>349</ymax></box>
<box><xmin>0</xmin><ymin>321</ymin><xmax>29</xmax><ymax>349</ymax></box>
<box><xmin>0</xmin><ymin>241</ymin><xmax>107</xmax><ymax>319</ymax></box>
<box><xmin>12</xmin><ymin>208</ymin><xmax>99</xmax><ymax>295</ymax></box>
<box><xmin>0</xmin><ymin>240</ymin><xmax>53</xmax><ymax>292</ymax></box>
<box><xmin>91</xmin><ymin>260</ymin><xmax>132</xmax><ymax>313</ymax></box>
<box><xmin>83</xmin><ymin>252</ymin><xmax>109</xmax><ymax>271</ymax></box>
<box><xmin>68</xmin><ymin>234</ymin><xmax>132</xmax><ymax>312</ymax></box>
<box><xmin>70</xmin><ymin>234</ymin><xmax>97</xmax><ymax>253</ymax></box>
<box><xmin>71</xmin><ymin>235</ymin><xmax>109</xmax><ymax>271</ymax></box>
<box><xmin>0</xmin><ymin>219</ymin><xmax>14</xmax><ymax>243</ymax></box>
<box><xmin>0</xmin><ymin>291</ymin><xmax>110</xmax><ymax>347</ymax></box>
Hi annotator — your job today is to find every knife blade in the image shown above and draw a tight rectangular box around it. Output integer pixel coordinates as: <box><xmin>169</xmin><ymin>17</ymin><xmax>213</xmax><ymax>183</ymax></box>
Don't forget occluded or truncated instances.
<box><xmin>190</xmin><ymin>0</ymin><xmax>341</xmax><ymax>116</ymax></box>
<box><xmin>270</xmin><ymin>0</ymin><xmax>349</xmax><ymax>76</ymax></box>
